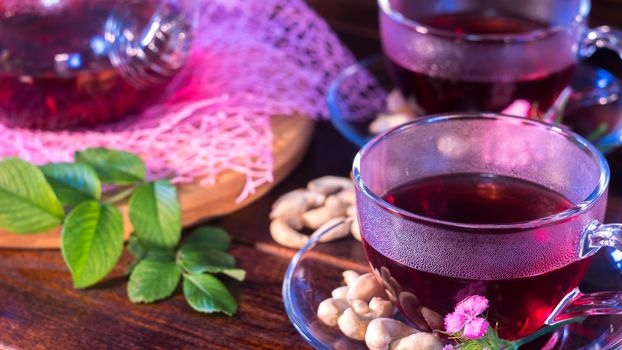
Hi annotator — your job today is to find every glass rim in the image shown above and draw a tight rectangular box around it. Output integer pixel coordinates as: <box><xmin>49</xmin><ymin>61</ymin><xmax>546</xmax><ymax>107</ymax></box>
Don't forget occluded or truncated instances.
<box><xmin>377</xmin><ymin>0</ymin><xmax>591</xmax><ymax>43</ymax></box>
<box><xmin>352</xmin><ymin>113</ymin><xmax>610</xmax><ymax>231</ymax></box>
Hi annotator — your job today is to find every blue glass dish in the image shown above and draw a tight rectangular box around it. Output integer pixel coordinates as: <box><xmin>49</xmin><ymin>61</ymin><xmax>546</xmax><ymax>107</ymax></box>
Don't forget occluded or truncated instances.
<box><xmin>282</xmin><ymin>227</ymin><xmax>622</xmax><ymax>349</ymax></box>
<box><xmin>327</xmin><ymin>55</ymin><xmax>622</xmax><ymax>154</ymax></box>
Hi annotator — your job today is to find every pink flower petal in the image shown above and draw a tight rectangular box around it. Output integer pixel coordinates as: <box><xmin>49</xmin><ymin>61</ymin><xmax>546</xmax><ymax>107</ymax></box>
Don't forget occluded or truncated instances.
<box><xmin>444</xmin><ymin>311</ymin><xmax>468</xmax><ymax>333</ymax></box>
<box><xmin>456</xmin><ymin>295</ymin><xmax>489</xmax><ymax>317</ymax></box>
<box><xmin>443</xmin><ymin>346</ymin><xmax>456</xmax><ymax>350</ymax></box>
<box><xmin>462</xmin><ymin>317</ymin><xmax>489</xmax><ymax>339</ymax></box>
<box><xmin>502</xmin><ymin>99</ymin><xmax>531</xmax><ymax>117</ymax></box>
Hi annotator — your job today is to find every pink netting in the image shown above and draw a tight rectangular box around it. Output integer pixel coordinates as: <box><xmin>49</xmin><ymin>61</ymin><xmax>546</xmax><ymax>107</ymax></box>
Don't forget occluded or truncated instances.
<box><xmin>0</xmin><ymin>0</ymin><xmax>355</xmax><ymax>201</ymax></box>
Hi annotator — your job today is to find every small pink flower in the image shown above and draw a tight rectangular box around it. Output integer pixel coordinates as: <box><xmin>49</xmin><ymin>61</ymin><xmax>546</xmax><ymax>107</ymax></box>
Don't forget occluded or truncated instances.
<box><xmin>456</xmin><ymin>294</ymin><xmax>489</xmax><ymax>316</ymax></box>
<box><xmin>444</xmin><ymin>311</ymin><xmax>468</xmax><ymax>333</ymax></box>
<box><xmin>443</xmin><ymin>345</ymin><xmax>456</xmax><ymax>350</ymax></box>
<box><xmin>502</xmin><ymin>99</ymin><xmax>531</xmax><ymax>117</ymax></box>
<box><xmin>444</xmin><ymin>295</ymin><xmax>490</xmax><ymax>339</ymax></box>
<box><xmin>462</xmin><ymin>316</ymin><xmax>488</xmax><ymax>339</ymax></box>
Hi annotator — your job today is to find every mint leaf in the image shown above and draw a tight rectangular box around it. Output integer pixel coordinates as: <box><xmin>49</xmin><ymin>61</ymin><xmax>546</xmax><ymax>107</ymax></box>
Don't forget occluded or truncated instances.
<box><xmin>41</xmin><ymin>162</ymin><xmax>101</xmax><ymax>206</ymax></box>
<box><xmin>128</xmin><ymin>259</ymin><xmax>181</xmax><ymax>303</ymax></box>
<box><xmin>184</xmin><ymin>226</ymin><xmax>231</xmax><ymax>251</ymax></box>
<box><xmin>178</xmin><ymin>244</ymin><xmax>235</xmax><ymax>274</ymax></box>
<box><xmin>129</xmin><ymin>181</ymin><xmax>181</xmax><ymax>249</ymax></box>
<box><xmin>61</xmin><ymin>201</ymin><xmax>124</xmax><ymax>288</ymax></box>
<box><xmin>75</xmin><ymin>148</ymin><xmax>145</xmax><ymax>184</ymax></box>
<box><xmin>0</xmin><ymin>158</ymin><xmax>64</xmax><ymax>233</ymax></box>
<box><xmin>183</xmin><ymin>274</ymin><xmax>238</xmax><ymax>315</ymax></box>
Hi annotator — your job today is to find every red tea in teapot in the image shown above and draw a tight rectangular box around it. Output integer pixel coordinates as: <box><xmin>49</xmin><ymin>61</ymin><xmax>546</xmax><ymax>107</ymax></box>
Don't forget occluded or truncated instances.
<box><xmin>0</xmin><ymin>1</ymin><xmax>166</xmax><ymax>130</ymax></box>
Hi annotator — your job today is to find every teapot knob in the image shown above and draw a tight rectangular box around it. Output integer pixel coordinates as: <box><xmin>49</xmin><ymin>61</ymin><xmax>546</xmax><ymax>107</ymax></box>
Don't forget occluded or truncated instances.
<box><xmin>105</xmin><ymin>0</ymin><xmax>198</xmax><ymax>89</ymax></box>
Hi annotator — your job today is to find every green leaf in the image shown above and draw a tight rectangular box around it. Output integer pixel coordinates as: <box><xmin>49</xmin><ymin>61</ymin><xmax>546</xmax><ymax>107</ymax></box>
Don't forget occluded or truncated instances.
<box><xmin>61</xmin><ymin>201</ymin><xmax>124</xmax><ymax>288</ymax></box>
<box><xmin>129</xmin><ymin>181</ymin><xmax>181</xmax><ymax>249</ymax></box>
<box><xmin>128</xmin><ymin>235</ymin><xmax>176</xmax><ymax>261</ymax></box>
<box><xmin>128</xmin><ymin>235</ymin><xmax>146</xmax><ymax>258</ymax></box>
<box><xmin>178</xmin><ymin>245</ymin><xmax>235</xmax><ymax>274</ymax></box>
<box><xmin>126</xmin><ymin>235</ymin><xmax>175</xmax><ymax>275</ymax></box>
<box><xmin>184</xmin><ymin>226</ymin><xmax>231</xmax><ymax>251</ymax></box>
<box><xmin>128</xmin><ymin>259</ymin><xmax>181</xmax><ymax>303</ymax></box>
<box><xmin>180</xmin><ymin>245</ymin><xmax>244</xmax><ymax>281</ymax></box>
<box><xmin>183</xmin><ymin>274</ymin><xmax>238</xmax><ymax>315</ymax></box>
<box><xmin>0</xmin><ymin>158</ymin><xmax>64</xmax><ymax>233</ymax></box>
<box><xmin>40</xmin><ymin>162</ymin><xmax>101</xmax><ymax>206</ymax></box>
<box><xmin>75</xmin><ymin>148</ymin><xmax>145</xmax><ymax>184</ymax></box>
<box><xmin>221</xmin><ymin>269</ymin><xmax>246</xmax><ymax>282</ymax></box>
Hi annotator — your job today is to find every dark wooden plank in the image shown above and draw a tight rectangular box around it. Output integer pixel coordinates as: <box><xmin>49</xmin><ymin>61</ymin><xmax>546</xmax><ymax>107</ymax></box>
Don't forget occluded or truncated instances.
<box><xmin>591</xmin><ymin>0</ymin><xmax>622</xmax><ymax>27</ymax></box>
<box><xmin>0</xmin><ymin>245</ymin><xmax>309</xmax><ymax>350</ymax></box>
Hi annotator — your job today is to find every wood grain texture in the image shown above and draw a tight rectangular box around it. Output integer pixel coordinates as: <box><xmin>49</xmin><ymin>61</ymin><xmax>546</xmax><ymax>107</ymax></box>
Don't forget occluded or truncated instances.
<box><xmin>0</xmin><ymin>115</ymin><xmax>314</xmax><ymax>249</ymax></box>
<box><xmin>0</xmin><ymin>245</ymin><xmax>308</xmax><ymax>350</ymax></box>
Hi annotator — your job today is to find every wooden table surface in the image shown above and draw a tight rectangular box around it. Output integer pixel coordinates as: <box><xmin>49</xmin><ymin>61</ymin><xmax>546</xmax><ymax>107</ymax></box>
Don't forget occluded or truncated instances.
<box><xmin>2</xmin><ymin>2</ymin><xmax>622</xmax><ymax>349</ymax></box>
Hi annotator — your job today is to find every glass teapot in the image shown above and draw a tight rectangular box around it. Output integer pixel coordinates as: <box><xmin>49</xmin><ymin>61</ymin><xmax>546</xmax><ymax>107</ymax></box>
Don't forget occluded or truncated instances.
<box><xmin>0</xmin><ymin>0</ymin><xmax>198</xmax><ymax>130</ymax></box>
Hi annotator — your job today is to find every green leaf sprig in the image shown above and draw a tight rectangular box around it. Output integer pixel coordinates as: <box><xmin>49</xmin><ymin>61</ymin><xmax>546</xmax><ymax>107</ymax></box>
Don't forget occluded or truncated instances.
<box><xmin>0</xmin><ymin>148</ymin><xmax>244</xmax><ymax>315</ymax></box>
<box><xmin>128</xmin><ymin>227</ymin><xmax>245</xmax><ymax>315</ymax></box>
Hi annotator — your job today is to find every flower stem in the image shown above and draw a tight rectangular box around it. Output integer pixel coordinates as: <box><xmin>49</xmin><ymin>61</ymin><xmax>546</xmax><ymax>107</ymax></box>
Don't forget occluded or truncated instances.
<box><xmin>511</xmin><ymin>318</ymin><xmax>584</xmax><ymax>349</ymax></box>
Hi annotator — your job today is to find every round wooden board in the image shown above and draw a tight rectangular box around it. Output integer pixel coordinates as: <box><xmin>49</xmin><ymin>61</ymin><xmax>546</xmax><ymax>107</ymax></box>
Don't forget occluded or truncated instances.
<box><xmin>0</xmin><ymin>115</ymin><xmax>314</xmax><ymax>249</ymax></box>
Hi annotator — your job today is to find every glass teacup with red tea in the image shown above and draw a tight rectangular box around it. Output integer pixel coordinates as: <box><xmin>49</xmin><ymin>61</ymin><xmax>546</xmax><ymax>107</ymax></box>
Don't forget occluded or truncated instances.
<box><xmin>379</xmin><ymin>0</ymin><xmax>622</xmax><ymax>116</ymax></box>
<box><xmin>353</xmin><ymin>113</ymin><xmax>622</xmax><ymax>341</ymax></box>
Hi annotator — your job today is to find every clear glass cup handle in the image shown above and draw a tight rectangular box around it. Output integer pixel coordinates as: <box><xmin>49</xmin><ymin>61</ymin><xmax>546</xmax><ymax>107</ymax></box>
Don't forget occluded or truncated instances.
<box><xmin>581</xmin><ymin>26</ymin><xmax>622</xmax><ymax>59</ymax></box>
<box><xmin>542</xmin><ymin>26</ymin><xmax>622</xmax><ymax>125</ymax></box>
<box><xmin>546</xmin><ymin>221</ymin><xmax>622</xmax><ymax>324</ymax></box>
<box><xmin>566</xmin><ymin>26</ymin><xmax>622</xmax><ymax>111</ymax></box>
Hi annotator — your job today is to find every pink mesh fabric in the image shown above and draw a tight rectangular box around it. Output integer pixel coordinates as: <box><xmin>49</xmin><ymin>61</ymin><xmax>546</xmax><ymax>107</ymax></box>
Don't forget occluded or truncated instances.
<box><xmin>0</xmin><ymin>0</ymin><xmax>355</xmax><ymax>201</ymax></box>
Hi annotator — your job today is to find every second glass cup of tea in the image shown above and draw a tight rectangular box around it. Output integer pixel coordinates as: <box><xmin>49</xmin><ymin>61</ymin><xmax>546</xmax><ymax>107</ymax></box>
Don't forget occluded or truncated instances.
<box><xmin>354</xmin><ymin>113</ymin><xmax>622</xmax><ymax>341</ymax></box>
<box><xmin>379</xmin><ymin>0</ymin><xmax>622</xmax><ymax>115</ymax></box>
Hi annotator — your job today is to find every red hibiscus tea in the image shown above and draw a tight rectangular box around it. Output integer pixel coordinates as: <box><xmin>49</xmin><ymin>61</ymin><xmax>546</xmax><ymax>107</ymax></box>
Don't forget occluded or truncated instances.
<box><xmin>355</xmin><ymin>114</ymin><xmax>615</xmax><ymax>346</ymax></box>
<box><xmin>361</xmin><ymin>173</ymin><xmax>591</xmax><ymax>340</ymax></box>
<box><xmin>0</xmin><ymin>1</ymin><xmax>166</xmax><ymax>130</ymax></box>
<box><xmin>385</xmin><ymin>12</ymin><xmax>575</xmax><ymax>114</ymax></box>
<box><xmin>380</xmin><ymin>3</ymin><xmax>583</xmax><ymax>114</ymax></box>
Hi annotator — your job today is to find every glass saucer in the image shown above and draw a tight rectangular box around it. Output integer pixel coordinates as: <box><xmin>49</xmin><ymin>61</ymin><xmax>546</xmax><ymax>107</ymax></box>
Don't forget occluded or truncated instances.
<box><xmin>282</xmin><ymin>227</ymin><xmax>622</xmax><ymax>349</ymax></box>
<box><xmin>326</xmin><ymin>55</ymin><xmax>622</xmax><ymax>154</ymax></box>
